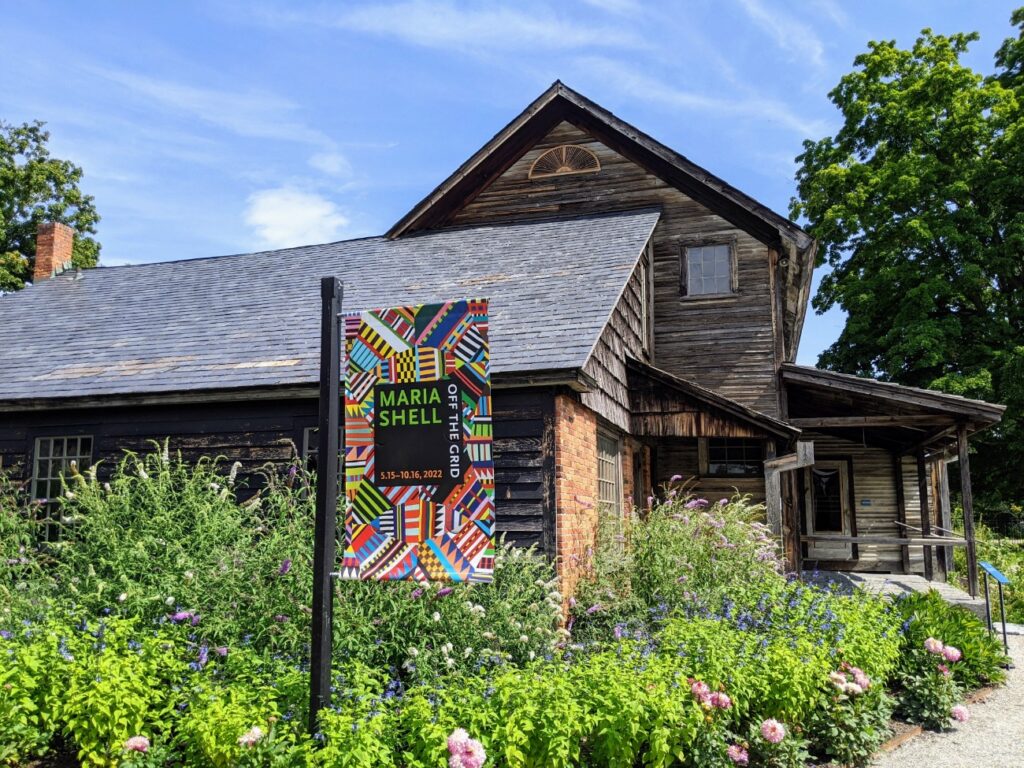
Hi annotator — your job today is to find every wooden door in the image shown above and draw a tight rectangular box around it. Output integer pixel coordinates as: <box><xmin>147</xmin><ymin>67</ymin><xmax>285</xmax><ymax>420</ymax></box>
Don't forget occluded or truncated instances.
<box><xmin>806</xmin><ymin>460</ymin><xmax>853</xmax><ymax>560</ymax></box>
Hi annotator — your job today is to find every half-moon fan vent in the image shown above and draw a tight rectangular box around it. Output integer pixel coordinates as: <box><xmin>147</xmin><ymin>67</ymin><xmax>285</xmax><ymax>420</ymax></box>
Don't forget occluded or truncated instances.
<box><xmin>528</xmin><ymin>144</ymin><xmax>601</xmax><ymax>179</ymax></box>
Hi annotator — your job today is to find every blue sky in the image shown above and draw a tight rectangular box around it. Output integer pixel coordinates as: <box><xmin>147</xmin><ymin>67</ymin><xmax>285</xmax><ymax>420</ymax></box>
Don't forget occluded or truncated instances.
<box><xmin>2</xmin><ymin>1</ymin><xmax>1019</xmax><ymax>363</ymax></box>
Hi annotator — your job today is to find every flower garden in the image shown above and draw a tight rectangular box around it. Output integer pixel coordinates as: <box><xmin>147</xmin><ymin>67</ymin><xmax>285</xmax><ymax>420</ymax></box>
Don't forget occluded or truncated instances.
<box><xmin>0</xmin><ymin>448</ymin><xmax>1010</xmax><ymax>767</ymax></box>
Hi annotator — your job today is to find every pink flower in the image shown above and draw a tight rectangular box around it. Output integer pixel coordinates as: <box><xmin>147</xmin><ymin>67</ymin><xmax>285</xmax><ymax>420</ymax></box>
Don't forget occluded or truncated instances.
<box><xmin>924</xmin><ymin>637</ymin><xmax>945</xmax><ymax>655</ymax></box>
<box><xmin>760</xmin><ymin>718</ymin><xmax>786</xmax><ymax>744</ymax></box>
<box><xmin>727</xmin><ymin>744</ymin><xmax>749</xmax><ymax>765</ymax></box>
<box><xmin>710</xmin><ymin>691</ymin><xmax>732</xmax><ymax>709</ymax></box>
<box><xmin>448</xmin><ymin>729</ymin><xmax>486</xmax><ymax>768</ymax></box>
<box><xmin>829</xmin><ymin>670</ymin><xmax>847</xmax><ymax>689</ymax></box>
<box><xmin>690</xmin><ymin>679</ymin><xmax>711</xmax><ymax>700</ymax></box>
<box><xmin>238</xmin><ymin>726</ymin><xmax>264</xmax><ymax>747</ymax></box>
<box><xmin>447</xmin><ymin>728</ymin><xmax>469</xmax><ymax>753</ymax></box>
<box><xmin>123</xmin><ymin>736</ymin><xmax>150</xmax><ymax>753</ymax></box>
<box><xmin>938</xmin><ymin>663</ymin><xmax>951</xmax><ymax>677</ymax></box>
<box><xmin>851</xmin><ymin>667</ymin><xmax>870</xmax><ymax>689</ymax></box>
<box><xmin>951</xmin><ymin>704</ymin><xmax>970</xmax><ymax>723</ymax></box>
<box><xmin>670</xmin><ymin>474</ymin><xmax>683</xmax><ymax>483</ymax></box>
<box><xmin>942</xmin><ymin>645</ymin><xmax>962</xmax><ymax>663</ymax></box>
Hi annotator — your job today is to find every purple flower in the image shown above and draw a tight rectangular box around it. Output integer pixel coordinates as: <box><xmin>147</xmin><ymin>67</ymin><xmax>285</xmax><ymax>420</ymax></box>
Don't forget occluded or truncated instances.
<box><xmin>727</xmin><ymin>744</ymin><xmax>749</xmax><ymax>765</ymax></box>
<box><xmin>274</xmin><ymin>614</ymin><xmax>289</xmax><ymax>623</ymax></box>
<box><xmin>278</xmin><ymin>558</ymin><xmax>292</xmax><ymax>576</ymax></box>
<box><xmin>685</xmin><ymin>498</ymin><xmax>709</xmax><ymax>509</ymax></box>
<box><xmin>669</xmin><ymin>474</ymin><xmax>683</xmax><ymax>483</ymax></box>
<box><xmin>436</xmin><ymin>587</ymin><xmax>453</xmax><ymax>598</ymax></box>
<box><xmin>169</xmin><ymin>611</ymin><xmax>194</xmax><ymax>624</ymax></box>
<box><xmin>411</xmin><ymin>588</ymin><xmax>424</xmax><ymax>599</ymax></box>
<box><xmin>215</xmin><ymin>646</ymin><xmax>229</xmax><ymax>656</ymax></box>
<box><xmin>718</xmin><ymin>498</ymin><xmax>729</xmax><ymax>505</ymax></box>
<box><xmin>190</xmin><ymin>614</ymin><xmax>201</xmax><ymax>626</ymax></box>
<box><xmin>586</xmin><ymin>603</ymin><xmax>603</xmax><ymax>615</ymax></box>
<box><xmin>0</xmin><ymin>630</ymin><xmax>11</xmax><ymax>640</ymax></box>
<box><xmin>568</xmin><ymin>596</ymin><xmax>577</xmax><ymax>609</ymax></box>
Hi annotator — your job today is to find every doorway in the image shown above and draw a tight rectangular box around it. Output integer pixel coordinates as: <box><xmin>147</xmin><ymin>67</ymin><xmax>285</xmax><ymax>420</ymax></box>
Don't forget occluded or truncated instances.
<box><xmin>805</xmin><ymin>459</ymin><xmax>853</xmax><ymax>560</ymax></box>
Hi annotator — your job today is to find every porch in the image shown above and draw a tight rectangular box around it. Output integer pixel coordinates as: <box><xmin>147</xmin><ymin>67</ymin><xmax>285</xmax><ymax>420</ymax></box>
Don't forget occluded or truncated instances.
<box><xmin>777</xmin><ymin>365</ymin><xmax>1006</xmax><ymax>596</ymax></box>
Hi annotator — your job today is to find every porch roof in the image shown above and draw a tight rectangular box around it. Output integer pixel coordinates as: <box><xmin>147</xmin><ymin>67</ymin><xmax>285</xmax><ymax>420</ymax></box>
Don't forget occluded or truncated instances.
<box><xmin>628</xmin><ymin>359</ymin><xmax>800</xmax><ymax>441</ymax></box>
<box><xmin>781</xmin><ymin>364</ymin><xmax>1005</xmax><ymax>454</ymax></box>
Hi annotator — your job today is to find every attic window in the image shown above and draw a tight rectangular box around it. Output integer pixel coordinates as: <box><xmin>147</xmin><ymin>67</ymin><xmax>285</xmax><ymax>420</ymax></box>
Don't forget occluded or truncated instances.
<box><xmin>528</xmin><ymin>144</ymin><xmax>601</xmax><ymax>179</ymax></box>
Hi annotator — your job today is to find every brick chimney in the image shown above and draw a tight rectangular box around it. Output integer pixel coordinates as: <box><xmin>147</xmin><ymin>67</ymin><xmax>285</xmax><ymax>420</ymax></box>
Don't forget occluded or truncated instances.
<box><xmin>33</xmin><ymin>222</ymin><xmax>75</xmax><ymax>282</ymax></box>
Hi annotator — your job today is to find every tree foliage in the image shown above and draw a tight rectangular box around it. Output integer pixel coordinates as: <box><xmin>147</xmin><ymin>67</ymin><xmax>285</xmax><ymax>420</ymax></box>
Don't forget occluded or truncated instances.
<box><xmin>0</xmin><ymin>121</ymin><xmax>100</xmax><ymax>292</ymax></box>
<box><xmin>791</xmin><ymin>9</ymin><xmax>1024</xmax><ymax>510</ymax></box>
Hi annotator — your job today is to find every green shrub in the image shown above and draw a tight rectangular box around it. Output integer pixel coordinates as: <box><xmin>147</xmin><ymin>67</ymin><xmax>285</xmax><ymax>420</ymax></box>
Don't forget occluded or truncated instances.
<box><xmin>570</xmin><ymin>492</ymin><xmax>786</xmax><ymax>641</ymax></box>
<box><xmin>893</xmin><ymin>589</ymin><xmax>1007</xmax><ymax>689</ymax></box>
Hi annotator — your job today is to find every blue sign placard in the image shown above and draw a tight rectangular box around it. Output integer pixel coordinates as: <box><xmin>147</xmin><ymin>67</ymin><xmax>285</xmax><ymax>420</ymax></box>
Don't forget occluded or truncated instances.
<box><xmin>980</xmin><ymin>561</ymin><xmax>1010</xmax><ymax>585</ymax></box>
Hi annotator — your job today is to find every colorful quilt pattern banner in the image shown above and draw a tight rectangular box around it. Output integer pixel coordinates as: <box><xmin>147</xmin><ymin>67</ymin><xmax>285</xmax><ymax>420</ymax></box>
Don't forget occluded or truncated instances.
<box><xmin>341</xmin><ymin>299</ymin><xmax>494</xmax><ymax>582</ymax></box>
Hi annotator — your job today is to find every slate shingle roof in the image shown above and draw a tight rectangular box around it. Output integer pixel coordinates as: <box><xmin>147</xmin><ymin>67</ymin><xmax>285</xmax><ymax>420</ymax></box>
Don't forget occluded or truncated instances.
<box><xmin>0</xmin><ymin>210</ymin><xmax>660</xmax><ymax>404</ymax></box>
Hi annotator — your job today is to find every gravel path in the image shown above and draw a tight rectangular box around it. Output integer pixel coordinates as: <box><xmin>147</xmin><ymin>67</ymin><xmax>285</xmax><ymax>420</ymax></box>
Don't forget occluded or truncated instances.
<box><xmin>872</xmin><ymin>635</ymin><xmax>1024</xmax><ymax>768</ymax></box>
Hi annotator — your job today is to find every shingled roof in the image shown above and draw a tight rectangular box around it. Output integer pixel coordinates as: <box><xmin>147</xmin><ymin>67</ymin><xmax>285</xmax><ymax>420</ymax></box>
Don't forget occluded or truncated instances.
<box><xmin>0</xmin><ymin>209</ymin><xmax>660</xmax><ymax>406</ymax></box>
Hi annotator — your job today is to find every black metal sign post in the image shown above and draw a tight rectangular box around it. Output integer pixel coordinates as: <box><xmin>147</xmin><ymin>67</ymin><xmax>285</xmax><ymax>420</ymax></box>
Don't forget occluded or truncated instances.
<box><xmin>310</xmin><ymin>276</ymin><xmax>343</xmax><ymax>735</ymax></box>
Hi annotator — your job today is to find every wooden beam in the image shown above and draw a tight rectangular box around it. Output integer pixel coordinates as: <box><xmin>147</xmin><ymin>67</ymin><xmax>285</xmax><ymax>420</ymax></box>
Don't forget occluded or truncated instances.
<box><xmin>901</xmin><ymin>424</ymin><xmax>960</xmax><ymax>456</ymax></box>
<box><xmin>790</xmin><ymin>415</ymin><xmax>956</xmax><ymax>428</ymax></box>
<box><xmin>800</xmin><ymin>534</ymin><xmax>968</xmax><ymax>547</ymax></box>
<box><xmin>763</xmin><ymin>440</ymin><xmax>815</xmax><ymax>472</ymax></box>
<box><xmin>765</xmin><ymin>442</ymin><xmax>782</xmax><ymax>536</ymax></box>
<box><xmin>917</xmin><ymin>452</ymin><xmax>933</xmax><ymax>581</ymax></box>
<box><xmin>958</xmin><ymin>425</ymin><xmax>979</xmax><ymax>597</ymax></box>
<box><xmin>894</xmin><ymin>456</ymin><xmax>912</xmax><ymax>573</ymax></box>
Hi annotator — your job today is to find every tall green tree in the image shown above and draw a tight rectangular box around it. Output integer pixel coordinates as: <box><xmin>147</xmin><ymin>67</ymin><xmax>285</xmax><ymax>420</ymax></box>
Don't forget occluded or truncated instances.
<box><xmin>0</xmin><ymin>121</ymin><xmax>100</xmax><ymax>292</ymax></box>
<box><xmin>791</xmin><ymin>9</ymin><xmax>1024</xmax><ymax>511</ymax></box>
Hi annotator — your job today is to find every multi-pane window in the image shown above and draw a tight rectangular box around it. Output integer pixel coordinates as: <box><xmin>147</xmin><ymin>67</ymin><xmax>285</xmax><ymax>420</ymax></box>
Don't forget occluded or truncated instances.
<box><xmin>303</xmin><ymin>426</ymin><xmax>319</xmax><ymax>472</ymax></box>
<box><xmin>32</xmin><ymin>435</ymin><xmax>93</xmax><ymax>540</ymax></box>
<box><xmin>597</xmin><ymin>431</ymin><xmax>622</xmax><ymax>515</ymax></box>
<box><xmin>683</xmin><ymin>244</ymin><xmax>733</xmax><ymax>296</ymax></box>
<box><xmin>707</xmin><ymin>438</ymin><xmax>763</xmax><ymax>477</ymax></box>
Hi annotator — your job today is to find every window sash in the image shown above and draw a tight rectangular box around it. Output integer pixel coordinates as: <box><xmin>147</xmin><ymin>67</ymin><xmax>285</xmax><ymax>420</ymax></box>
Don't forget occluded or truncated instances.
<box><xmin>683</xmin><ymin>243</ymin><xmax>733</xmax><ymax>296</ymax></box>
<box><xmin>32</xmin><ymin>435</ymin><xmax>93</xmax><ymax>540</ymax></box>
<box><xmin>597</xmin><ymin>431</ymin><xmax>622</xmax><ymax>515</ymax></box>
<box><xmin>706</xmin><ymin>438</ymin><xmax>763</xmax><ymax>477</ymax></box>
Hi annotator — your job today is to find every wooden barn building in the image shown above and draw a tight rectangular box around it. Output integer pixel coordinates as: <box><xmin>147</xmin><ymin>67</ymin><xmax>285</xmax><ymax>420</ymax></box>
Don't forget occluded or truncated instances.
<box><xmin>0</xmin><ymin>83</ymin><xmax>1004</xmax><ymax>594</ymax></box>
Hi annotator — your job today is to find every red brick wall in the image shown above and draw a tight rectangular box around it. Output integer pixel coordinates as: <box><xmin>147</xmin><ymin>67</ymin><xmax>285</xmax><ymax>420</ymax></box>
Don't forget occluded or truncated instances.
<box><xmin>34</xmin><ymin>222</ymin><xmax>74</xmax><ymax>282</ymax></box>
<box><xmin>553</xmin><ymin>393</ymin><xmax>598</xmax><ymax>598</ymax></box>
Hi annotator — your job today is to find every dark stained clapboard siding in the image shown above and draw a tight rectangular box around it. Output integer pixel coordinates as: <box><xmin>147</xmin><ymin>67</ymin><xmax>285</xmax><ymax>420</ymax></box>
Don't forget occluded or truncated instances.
<box><xmin>448</xmin><ymin>122</ymin><xmax>781</xmax><ymax>418</ymax></box>
<box><xmin>653</xmin><ymin>438</ymin><xmax>766</xmax><ymax>503</ymax></box>
<box><xmin>0</xmin><ymin>388</ymin><xmax>557</xmax><ymax>553</ymax></box>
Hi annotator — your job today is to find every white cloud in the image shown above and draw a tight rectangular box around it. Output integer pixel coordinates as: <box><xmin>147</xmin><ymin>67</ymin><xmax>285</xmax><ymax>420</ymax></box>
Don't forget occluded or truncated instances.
<box><xmin>579</xmin><ymin>0</ymin><xmax>642</xmax><ymax>15</ymax></box>
<box><xmin>735</xmin><ymin>0</ymin><xmax>825</xmax><ymax>69</ymax></box>
<box><xmin>575</xmin><ymin>57</ymin><xmax>826</xmax><ymax>137</ymax></box>
<box><xmin>277</xmin><ymin>1</ymin><xmax>644</xmax><ymax>53</ymax></box>
<box><xmin>244</xmin><ymin>187</ymin><xmax>350</xmax><ymax>249</ymax></box>
<box><xmin>92</xmin><ymin>67</ymin><xmax>331</xmax><ymax>146</ymax></box>
<box><xmin>309</xmin><ymin>151</ymin><xmax>353</xmax><ymax>177</ymax></box>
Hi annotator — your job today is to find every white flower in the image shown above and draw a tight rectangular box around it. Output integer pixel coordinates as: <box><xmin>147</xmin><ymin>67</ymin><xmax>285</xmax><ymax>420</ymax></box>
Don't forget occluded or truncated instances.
<box><xmin>64</xmin><ymin>491</ymin><xmax>75</xmax><ymax>500</ymax></box>
<box><xmin>238</xmin><ymin>726</ymin><xmax>264</xmax><ymax>747</ymax></box>
<box><xmin>408</xmin><ymin>647</ymin><xmax>419</xmax><ymax>657</ymax></box>
<box><xmin>432</xmin><ymin>612</ymin><xmax>441</xmax><ymax>622</ymax></box>
<box><xmin>482</xmin><ymin>631</ymin><xmax>496</xmax><ymax>640</ymax></box>
<box><xmin>463</xmin><ymin>647</ymin><xmax>474</xmax><ymax>658</ymax></box>
<box><xmin>519</xmin><ymin>634</ymin><xmax>529</xmax><ymax>643</ymax></box>
<box><xmin>446</xmin><ymin>657</ymin><xmax>455</xmax><ymax>668</ymax></box>
<box><xmin>138</xmin><ymin>467</ymin><xmax>148</xmax><ymax>479</ymax></box>
<box><xmin>529</xmin><ymin>651</ymin><xmax>535</xmax><ymax>660</ymax></box>
<box><xmin>118</xmin><ymin>592</ymin><xmax>128</xmax><ymax>603</ymax></box>
<box><xmin>165</xmin><ymin>596</ymin><xmax>175</xmax><ymax>606</ymax></box>
<box><xmin>184</xmin><ymin>571</ymin><xmax>195</xmax><ymax>581</ymax></box>
<box><xmin>443</xmin><ymin>642</ymin><xmax>453</xmax><ymax>654</ymax></box>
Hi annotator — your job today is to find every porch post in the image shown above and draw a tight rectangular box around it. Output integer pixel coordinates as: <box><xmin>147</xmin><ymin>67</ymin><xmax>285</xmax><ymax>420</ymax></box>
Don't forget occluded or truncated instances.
<box><xmin>893</xmin><ymin>456</ymin><xmax>912</xmax><ymax>573</ymax></box>
<box><xmin>938</xmin><ymin>460</ymin><xmax>954</xmax><ymax>574</ymax></box>
<box><xmin>916</xmin><ymin>452</ymin><xmax>933</xmax><ymax>581</ymax></box>
<box><xmin>957</xmin><ymin>425</ymin><xmax>979</xmax><ymax>597</ymax></box>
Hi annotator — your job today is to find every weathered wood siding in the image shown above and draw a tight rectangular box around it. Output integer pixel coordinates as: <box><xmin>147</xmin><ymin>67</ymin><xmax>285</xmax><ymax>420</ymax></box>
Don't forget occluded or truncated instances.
<box><xmin>580</xmin><ymin>251</ymin><xmax>651</xmax><ymax>429</ymax></box>
<box><xmin>448</xmin><ymin>121</ymin><xmax>781</xmax><ymax>418</ymax></box>
<box><xmin>653</xmin><ymin>438</ymin><xmax>766</xmax><ymax>503</ymax></box>
<box><xmin>0</xmin><ymin>388</ymin><xmax>557</xmax><ymax>553</ymax></box>
<box><xmin>804</xmin><ymin>432</ymin><xmax>923</xmax><ymax>573</ymax></box>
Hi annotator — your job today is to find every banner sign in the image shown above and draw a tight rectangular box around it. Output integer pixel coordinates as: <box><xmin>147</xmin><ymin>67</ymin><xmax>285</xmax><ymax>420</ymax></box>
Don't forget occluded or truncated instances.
<box><xmin>340</xmin><ymin>299</ymin><xmax>494</xmax><ymax>582</ymax></box>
